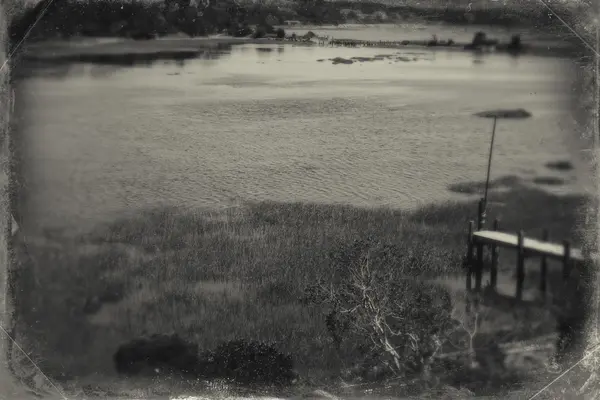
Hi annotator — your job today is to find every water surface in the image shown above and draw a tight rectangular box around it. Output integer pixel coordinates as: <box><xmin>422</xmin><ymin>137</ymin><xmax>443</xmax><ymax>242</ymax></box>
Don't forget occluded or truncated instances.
<box><xmin>15</xmin><ymin>38</ymin><xmax>584</xmax><ymax>236</ymax></box>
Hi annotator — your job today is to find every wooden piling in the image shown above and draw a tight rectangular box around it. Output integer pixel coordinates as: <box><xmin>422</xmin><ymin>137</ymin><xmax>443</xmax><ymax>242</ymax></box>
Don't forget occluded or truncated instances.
<box><xmin>516</xmin><ymin>230</ymin><xmax>525</xmax><ymax>301</ymax></box>
<box><xmin>477</xmin><ymin>198</ymin><xmax>486</xmax><ymax>230</ymax></box>
<box><xmin>540</xmin><ymin>229</ymin><xmax>549</xmax><ymax>295</ymax></box>
<box><xmin>475</xmin><ymin>199</ymin><xmax>485</xmax><ymax>292</ymax></box>
<box><xmin>490</xmin><ymin>219</ymin><xmax>499</xmax><ymax>289</ymax></box>
<box><xmin>475</xmin><ymin>240</ymin><xmax>483</xmax><ymax>292</ymax></box>
<box><xmin>468</xmin><ymin>225</ymin><xmax>586</xmax><ymax>320</ymax></box>
<box><xmin>466</xmin><ymin>220</ymin><xmax>474</xmax><ymax>292</ymax></box>
<box><xmin>563</xmin><ymin>240</ymin><xmax>571</xmax><ymax>281</ymax></box>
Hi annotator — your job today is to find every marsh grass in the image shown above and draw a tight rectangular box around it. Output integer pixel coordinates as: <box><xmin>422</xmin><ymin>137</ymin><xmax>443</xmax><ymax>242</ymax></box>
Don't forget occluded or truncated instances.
<box><xmin>11</xmin><ymin>180</ymin><xmax>590</xmax><ymax>394</ymax></box>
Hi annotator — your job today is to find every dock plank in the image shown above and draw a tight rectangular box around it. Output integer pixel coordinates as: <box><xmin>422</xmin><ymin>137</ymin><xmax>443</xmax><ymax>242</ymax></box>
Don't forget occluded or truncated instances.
<box><xmin>473</xmin><ymin>231</ymin><xmax>584</xmax><ymax>262</ymax></box>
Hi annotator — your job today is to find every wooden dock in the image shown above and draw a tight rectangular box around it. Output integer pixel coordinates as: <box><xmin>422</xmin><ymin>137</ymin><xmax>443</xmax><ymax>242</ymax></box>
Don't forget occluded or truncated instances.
<box><xmin>461</xmin><ymin>198</ymin><xmax>596</xmax><ymax>367</ymax></box>
<box><xmin>473</xmin><ymin>231</ymin><xmax>584</xmax><ymax>262</ymax></box>
<box><xmin>464</xmin><ymin>199</ymin><xmax>593</xmax><ymax>301</ymax></box>
<box><xmin>466</xmin><ymin>220</ymin><xmax>591</xmax><ymax>301</ymax></box>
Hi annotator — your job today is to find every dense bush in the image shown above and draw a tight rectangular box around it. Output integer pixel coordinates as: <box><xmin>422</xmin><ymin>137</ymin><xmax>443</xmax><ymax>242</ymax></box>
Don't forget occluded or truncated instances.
<box><xmin>113</xmin><ymin>335</ymin><xmax>296</xmax><ymax>385</ymax></box>
<box><xmin>275</xmin><ymin>28</ymin><xmax>286</xmax><ymax>39</ymax></box>
<box><xmin>471</xmin><ymin>31</ymin><xmax>488</xmax><ymax>47</ymax></box>
<box><xmin>228</xmin><ymin>23</ymin><xmax>253</xmax><ymax>38</ymax></box>
<box><xmin>113</xmin><ymin>333</ymin><xmax>199</xmax><ymax>376</ymax></box>
<box><xmin>252</xmin><ymin>26</ymin><xmax>267</xmax><ymax>39</ymax></box>
<box><xmin>304</xmin><ymin>237</ymin><xmax>456</xmax><ymax>381</ymax></box>
<box><xmin>252</xmin><ymin>23</ymin><xmax>275</xmax><ymax>39</ymax></box>
<box><xmin>507</xmin><ymin>34</ymin><xmax>523</xmax><ymax>51</ymax></box>
<box><xmin>202</xmin><ymin>339</ymin><xmax>297</xmax><ymax>385</ymax></box>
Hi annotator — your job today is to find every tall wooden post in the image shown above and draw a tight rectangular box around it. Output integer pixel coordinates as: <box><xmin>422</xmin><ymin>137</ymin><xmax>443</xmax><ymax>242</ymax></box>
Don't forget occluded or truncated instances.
<box><xmin>516</xmin><ymin>230</ymin><xmax>525</xmax><ymax>301</ymax></box>
<box><xmin>477</xmin><ymin>198</ymin><xmax>486</xmax><ymax>230</ymax></box>
<box><xmin>540</xmin><ymin>229</ymin><xmax>549</xmax><ymax>296</ymax></box>
<box><xmin>490</xmin><ymin>218</ymin><xmax>499</xmax><ymax>289</ymax></box>
<box><xmin>483</xmin><ymin>116</ymin><xmax>497</xmax><ymax>210</ymax></box>
<box><xmin>466</xmin><ymin>221</ymin><xmax>474</xmax><ymax>292</ymax></box>
<box><xmin>474</xmin><ymin>200</ymin><xmax>485</xmax><ymax>292</ymax></box>
<box><xmin>562</xmin><ymin>240</ymin><xmax>572</xmax><ymax>281</ymax></box>
<box><xmin>475</xmin><ymin>242</ymin><xmax>483</xmax><ymax>293</ymax></box>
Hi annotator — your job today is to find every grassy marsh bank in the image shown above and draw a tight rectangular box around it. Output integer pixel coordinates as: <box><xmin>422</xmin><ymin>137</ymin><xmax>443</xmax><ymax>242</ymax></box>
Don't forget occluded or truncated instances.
<box><xmin>16</xmin><ymin>32</ymin><xmax>578</xmax><ymax>68</ymax></box>
<box><xmin>10</xmin><ymin>178</ymin><xmax>591</xmax><ymax>396</ymax></box>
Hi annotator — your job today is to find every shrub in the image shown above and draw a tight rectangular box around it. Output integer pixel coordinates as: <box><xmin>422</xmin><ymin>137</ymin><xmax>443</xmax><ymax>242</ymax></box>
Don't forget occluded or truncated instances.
<box><xmin>130</xmin><ymin>31</ymin><xmax>156</xmax><ymax>40</ymax></box>
<box><xmin>252</xmin><ymin>26</ymin><xmax>267</xmax><ymax>39</ymax></box>
<box><xmin>508</xmin><ymin>34</ymin><xmax>522</xmax><ymax>51</ymax></box>
<box><xmin>113</xmin><ymin>334</ymin><xmax>199</xmax><ymax>376</ymax></box>
<box><xmin>203</xmin><ymin>339</ymin><xmax>297</xmax><ymax>385</ymax></box>
<box><xmin>345</xmin><ymin>10</ymin><xmax>360</xmax><ymax>21</ymax></box>
<box><xmin>113</xmin><ymin>334</ymin><xmax>297</xmax><ymax>385</ymax></box>
<box><xmin>275</xmin><ymin>27</ymin><xmax>286</xmax><ymax>39</ymax></box>
<box><xmin>304</xmin><ymin>237</ymin><xmax>456</xmax><ymax>381</ymax></box>
<box><xmin>472</xmin><ymin>31</ymin><xmax>487</xmax><ymax>46</ymax></box>
<box><xmin>229</xmin><ymin>23</ymin><xmax>253</xmax><ymax>37</ymax></box>
<box><xmin>264</xmin><ymin>23</ymin><xmax>276</xmax><ymax>34</ymax></box>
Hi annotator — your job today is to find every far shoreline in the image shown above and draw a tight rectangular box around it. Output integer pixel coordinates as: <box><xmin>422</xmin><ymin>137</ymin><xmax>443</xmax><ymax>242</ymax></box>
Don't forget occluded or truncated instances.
<box><xmin>18</xmin><ymin>32</ymin><xmax>579</xmax><ymax>66</ymax></box>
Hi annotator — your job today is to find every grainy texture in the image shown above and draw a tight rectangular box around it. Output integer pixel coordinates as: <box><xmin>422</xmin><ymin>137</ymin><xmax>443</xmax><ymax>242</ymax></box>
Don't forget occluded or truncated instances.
<box><xmin>0</xmin><ymin>0</ymin><xmax>17</xmax><ymax>397</ymax></box>
<box><xmin>0</xmin><ymin>3</ymin><xmax>56</xmax><ymax>399</ymax></box>
<box><xmin>564</xmin><ymin>9</ymin><xmax>600</xmax><ymax>399</ymax></box>
<box><xmin>2</xmin><ymin>3</ymin><xmax>599</xmax><ymax>400</ymax></box>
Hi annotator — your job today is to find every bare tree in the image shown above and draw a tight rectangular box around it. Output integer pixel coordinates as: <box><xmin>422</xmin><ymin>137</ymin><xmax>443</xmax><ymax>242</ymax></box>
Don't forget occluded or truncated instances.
<box><xmin>306</xmin><ymin>244</ymin><xmax>455</xmax><ymax>381</ymax></box>
<box><xmin>448</xmin><ymin>296</ymin><xmax>483</xmax><ymax>369</ymax></box>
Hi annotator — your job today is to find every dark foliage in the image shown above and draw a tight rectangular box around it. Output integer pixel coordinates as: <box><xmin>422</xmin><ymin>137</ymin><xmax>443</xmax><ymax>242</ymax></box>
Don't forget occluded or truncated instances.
<box><xmin>464</xmin><ymin>31</ymin><xmax>499</xmax><ymax>50</ymax></box>
<box><xmin>472</xmin><ymin>31</ymin><xmax>488</xmax><ymax>46</ymax></box>
<box><xmin>545</xmin><ymin>160</ymin><xmax>574</xmax><ymax>171</ymax></box>
<box><xmin>508</xmin><ymin>34</ymin><xmax>522</xmax><ymax>51</ymax></box>
<box><xmin>252</xmin><ymin>24</ymin><xmax>275</xmax><ymax>39</ymax></box>
<box><xmin>228</xmin><ymin>23</ymin><xmax>253</xmax><ymax>38</ymax></box>
<box><xmin>9</xmin><ymin>0</ymin><xmax>575</xmax><ymax>44</ymax></box>
<box><xmin>202</xmin><ymin>339</ymin><xmax>297</xmax><ymax>385</ymax></box>
<box><xmin>324</xmin><ymin>235</ymin><xmax>462</xmax><ymax>280</ymax></box>
<box><xmin>303</xmin><ymin>236</ymin><xmax>456</xmax><ymax>379</ymax></box>
<box><xmin>113</xmin><ymin>333</ymin><xmax>199</xmax><ymax>376</ymax></box>
<box><xmin>113</xmin><ymin>335</ymin><xmax>296</xmax><ymax>385</ymax></box>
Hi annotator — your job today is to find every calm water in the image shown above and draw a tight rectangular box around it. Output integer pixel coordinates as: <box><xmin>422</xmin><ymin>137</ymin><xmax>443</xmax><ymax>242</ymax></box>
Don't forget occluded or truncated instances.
<box><xmin>15</xmin><ymin>29</ymin><xmax>587</xmax><ymax>236</ymax></box>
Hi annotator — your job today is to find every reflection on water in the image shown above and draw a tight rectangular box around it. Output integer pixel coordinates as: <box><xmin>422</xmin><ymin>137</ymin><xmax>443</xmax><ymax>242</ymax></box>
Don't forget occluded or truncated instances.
<box><xmin>17</xmin><ymin>46</ymin><xmax>234</xmax><ymax>79</ymax></box>
<box><xmin>15</xmin><ymin>40</ymin><xmax>585</xmax><ymax>236</ymax></box>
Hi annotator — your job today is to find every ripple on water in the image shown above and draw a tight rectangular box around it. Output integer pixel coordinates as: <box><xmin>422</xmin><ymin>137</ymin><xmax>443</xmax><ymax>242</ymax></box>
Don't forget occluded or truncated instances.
<box><xmin>18</xmin><ymin>44</ymin><xmax>580</xmax><ymax>232</ymax></box>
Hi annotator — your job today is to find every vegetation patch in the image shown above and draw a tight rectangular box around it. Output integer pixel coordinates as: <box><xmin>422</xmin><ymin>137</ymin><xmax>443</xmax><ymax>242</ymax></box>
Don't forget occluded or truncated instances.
<box><xmin>545</xmin><ymin>160</ymin><xmax>574</xmax><ymax>171</ymax></box>
<box><xmin>448</xmin><ymin>175</ymin><xmax>522</xmax><ymax>195</ymax></box>
<box><xmin>114</xmin><ymin>335</ymin><xmax>297</xmax><ymax>386</ymax></box>
<box><xmin>474</xmin><ymin>109</ymin><xmax>532</xmax><ymax>119</ymax></box>
<box><xmin>533</xmin><ymin>176</ymin><xmax>566</xmax><ymax>186</ymax></box>
<box><xmin>204</xmin><ymin>339</ymin><xmax>297</xmax><ymax>385</ymax></box>
<box><xmin>331</xmin><ymin>57</ymin><xmax>354</xmax><ymax>65</ymax></box>
<box><xmin>114</xmin><ymin>333</ymin><xmax>200</xmax><ymax>377</ymax></box>
<box><xmin>11</xmin><ymin>182</ymin><xmax>590</xmax><ymax>396</ymax></box>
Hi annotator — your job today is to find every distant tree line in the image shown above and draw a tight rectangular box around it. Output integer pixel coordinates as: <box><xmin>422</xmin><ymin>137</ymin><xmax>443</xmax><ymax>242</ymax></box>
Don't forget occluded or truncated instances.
<box><xmin>9</xmin><ymin>0</ymin><xmax>577</xmax><ymax>43</ymax></box>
